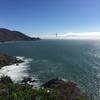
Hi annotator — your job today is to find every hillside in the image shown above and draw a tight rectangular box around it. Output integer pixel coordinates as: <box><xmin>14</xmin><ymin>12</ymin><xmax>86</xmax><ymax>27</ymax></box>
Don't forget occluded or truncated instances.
<box><xmin>0</xmin><ymin>28</ymin><xmax>40</xmax><ymax>42</ymax></box>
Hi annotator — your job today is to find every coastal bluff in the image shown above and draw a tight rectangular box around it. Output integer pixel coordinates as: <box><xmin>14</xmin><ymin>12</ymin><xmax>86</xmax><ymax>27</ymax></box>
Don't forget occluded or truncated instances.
<box><xmin>0</xmin><ymin>28</ymin><xmax>40</xmax><ymax>42</ymax></box>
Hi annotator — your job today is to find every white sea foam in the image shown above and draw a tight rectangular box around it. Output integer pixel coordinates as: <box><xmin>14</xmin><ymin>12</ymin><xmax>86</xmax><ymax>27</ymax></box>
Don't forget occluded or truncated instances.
<box><xmin>0</xmin><ymin>57</ymin><xmax>32</xmax><ymax>82</ymax></box>
<box><xmin>0</xmin><ymin>56</ymin><xmax>41</xmax><ymax>87</ymax></box>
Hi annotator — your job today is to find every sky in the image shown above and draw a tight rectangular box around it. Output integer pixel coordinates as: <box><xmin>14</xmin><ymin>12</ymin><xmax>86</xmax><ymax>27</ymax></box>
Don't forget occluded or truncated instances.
<box><xmin>0</xmin><ymin>0</ymin><xmax>100</xmax><ymax>38</ymax></box>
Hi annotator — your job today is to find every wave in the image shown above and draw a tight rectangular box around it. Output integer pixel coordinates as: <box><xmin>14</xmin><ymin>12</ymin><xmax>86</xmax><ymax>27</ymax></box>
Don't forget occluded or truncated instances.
<box><xmin>0</xmin><ymin>56</ymin><xmax>40</xmax><ymax>87</ymax></box>
<box><xmin>0</xmin><ymin>57</ymin><xmax>31</xmax><ymax>81</ymax></box>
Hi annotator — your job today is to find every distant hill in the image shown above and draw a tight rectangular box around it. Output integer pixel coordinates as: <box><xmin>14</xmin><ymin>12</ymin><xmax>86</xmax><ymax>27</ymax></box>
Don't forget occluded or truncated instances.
<box><xmin>0</xmin><ymin>28</ymin><xmax>40</xmax><ymax>42</ymax></box>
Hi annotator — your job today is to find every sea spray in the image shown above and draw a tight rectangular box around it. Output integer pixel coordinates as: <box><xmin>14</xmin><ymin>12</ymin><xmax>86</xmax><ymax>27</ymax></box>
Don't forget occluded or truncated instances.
<box><xmin>0</xmin><ymin>56</ymin><xmax>40</xmax><ymax>87</ymax></box>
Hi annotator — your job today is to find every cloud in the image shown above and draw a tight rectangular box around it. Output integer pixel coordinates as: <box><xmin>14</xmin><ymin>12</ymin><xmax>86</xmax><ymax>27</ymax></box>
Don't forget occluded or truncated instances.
<box><xmin>54</xmin><ymin>32</ymin><xmax>100</xmax><ymax>39</ymax></box>
<box><xmin>38</xmin><ymin>32</ymin><xmax>100</xmax><ymax>39</ymax></box>
<box><xmin>57</xmin><ymin>32</ymin><xmax>100</xmax><ymax>39</ymax></box>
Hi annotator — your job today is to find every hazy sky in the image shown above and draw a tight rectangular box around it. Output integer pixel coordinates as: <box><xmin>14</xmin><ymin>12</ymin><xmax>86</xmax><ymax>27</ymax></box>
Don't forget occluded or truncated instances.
<box><xmin>0</xmin><ymin>0</ymin><xmax>100</xmax><ymax>36</ymax></box>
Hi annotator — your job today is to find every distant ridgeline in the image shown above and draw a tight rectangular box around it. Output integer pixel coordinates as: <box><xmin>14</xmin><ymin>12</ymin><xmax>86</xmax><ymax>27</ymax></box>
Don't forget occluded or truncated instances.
<box><xmin>0</xmin><ymin>28</ymin><xmax>40</xmax><ymax>42</ymax></box>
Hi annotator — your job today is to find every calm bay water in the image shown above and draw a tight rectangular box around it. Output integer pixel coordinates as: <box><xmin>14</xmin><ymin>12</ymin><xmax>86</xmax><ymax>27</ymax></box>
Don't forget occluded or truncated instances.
<box><xmin>0</xmin><ymin>39</ymin><xmax>100</xmax><ymax>97</ymax></box>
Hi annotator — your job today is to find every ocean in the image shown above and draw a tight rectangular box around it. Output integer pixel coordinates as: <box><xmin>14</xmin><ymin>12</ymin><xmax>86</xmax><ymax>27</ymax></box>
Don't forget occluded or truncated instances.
<box><xmin>0</xmin><ymin>39</ymin><xmax>100</xmax><ymax>98</ymax></box>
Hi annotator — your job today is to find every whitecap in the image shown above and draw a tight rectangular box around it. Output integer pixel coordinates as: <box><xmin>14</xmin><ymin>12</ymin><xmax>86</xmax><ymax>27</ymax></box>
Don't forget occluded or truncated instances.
<box><xmin>0</xmin><ymin>57</ymin><xmax>32</xmax><ymax>82</ymax></box>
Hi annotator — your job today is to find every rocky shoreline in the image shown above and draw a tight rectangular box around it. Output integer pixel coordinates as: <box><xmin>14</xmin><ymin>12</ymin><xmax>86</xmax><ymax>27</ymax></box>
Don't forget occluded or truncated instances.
<box><xmin>0</xmin><ymin>53</ymin><xmax>24</xmax><ymax>69</ymax></box>
<box><xmin>0</xmin><ymin>53</ymin><xmax>95</xmax><ymax>100</ymax></box>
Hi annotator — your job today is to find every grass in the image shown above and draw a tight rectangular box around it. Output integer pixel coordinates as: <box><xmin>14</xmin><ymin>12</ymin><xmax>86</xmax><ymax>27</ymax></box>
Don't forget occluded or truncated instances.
<box><xmin>0</xmin><ymin>76</ymin><xmax>94</xmax><ymax>100</ymax></box>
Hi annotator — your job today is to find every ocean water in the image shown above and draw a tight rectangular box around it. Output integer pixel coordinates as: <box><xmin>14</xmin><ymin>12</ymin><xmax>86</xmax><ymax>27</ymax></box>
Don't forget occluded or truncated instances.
<box><xmin>0</xmin><ymin>39</ymin><xmax>100</xmax><ymax>97</ymax></box>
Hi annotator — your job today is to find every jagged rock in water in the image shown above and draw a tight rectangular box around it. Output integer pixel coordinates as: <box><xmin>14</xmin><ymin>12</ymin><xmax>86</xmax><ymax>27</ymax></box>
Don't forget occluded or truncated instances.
<box><xmin>0</xmin><ymin>53</ymin><xmax>23</xmax><ymax>69</ymax></box>
<box><xmin>21</xmin><ymin>77</ymin><xmax>36</xmax><ymax>84</ymax></box>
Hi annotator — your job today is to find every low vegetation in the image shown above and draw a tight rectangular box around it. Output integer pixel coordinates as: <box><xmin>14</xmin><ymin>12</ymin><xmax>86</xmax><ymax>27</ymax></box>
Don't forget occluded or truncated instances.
<box><xmin>0</xmin><ymin>76</ymin><xmax>94</xmax><ymax>100</ymax></box>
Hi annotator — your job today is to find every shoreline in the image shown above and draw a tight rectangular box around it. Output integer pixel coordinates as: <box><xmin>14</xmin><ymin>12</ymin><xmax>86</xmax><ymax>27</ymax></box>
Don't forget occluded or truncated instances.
<box><xmin>0</xmin><ymin>53</ymin><xmax>97</xmax><ymax>99</ymax></box>
<box><xmin>0</xmin><ymin>56</ymin><xmax>41</xmax><ymax>87</ymax></box>
<box><xmin>0</xmin><ymin>53</ymin><xmax>24</xmax><ymax>69</ymax></box>
<box><xmin>0</xmin><ymin>39</ymin><xmax>41</xmax><ymax>44</ymax></box>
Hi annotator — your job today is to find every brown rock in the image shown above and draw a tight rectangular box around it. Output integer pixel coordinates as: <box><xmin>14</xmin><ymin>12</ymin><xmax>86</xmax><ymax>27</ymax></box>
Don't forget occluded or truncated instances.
<box><xmin>0</xmin><ymin>53</ymin><xmax>23</xmax><ymax>69</ymax></box>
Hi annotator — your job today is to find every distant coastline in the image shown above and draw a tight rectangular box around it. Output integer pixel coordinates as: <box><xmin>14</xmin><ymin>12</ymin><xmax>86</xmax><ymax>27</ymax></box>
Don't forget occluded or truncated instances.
<box><xmin>0</xmin><ymin>28</ymin><xmax>40</xmax><ymax>42</ymax></box>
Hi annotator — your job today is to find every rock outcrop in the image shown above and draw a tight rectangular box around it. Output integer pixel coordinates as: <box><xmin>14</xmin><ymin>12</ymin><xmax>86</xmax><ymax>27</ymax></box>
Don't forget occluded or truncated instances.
<box><xmin>0</xmin><ymin>53</ymin><xmax>23</xmax><ymax>69</ymax></box>
<box><xmin>43</xmin><ymin>78</ymin><xmax>93</xmax><ymax>100</ymax></box>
